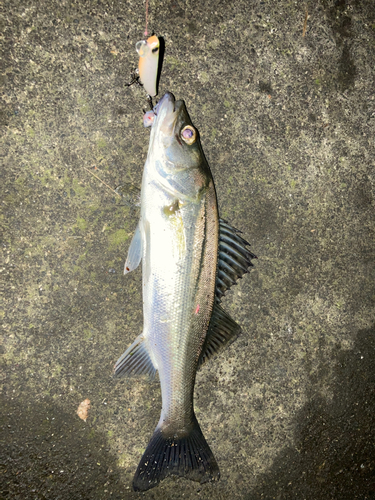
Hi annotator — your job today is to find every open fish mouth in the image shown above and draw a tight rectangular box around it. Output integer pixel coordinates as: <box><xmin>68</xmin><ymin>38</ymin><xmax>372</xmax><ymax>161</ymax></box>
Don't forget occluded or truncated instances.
<box><xmin>155</xmin><ymin>91</ymin><xmax>175</xmax><ymax>110</ymax></box>
<box><xmin>143</xmin><ymin>92</ymin><xmax>186</xmax><ymax>132</ymax></box>
<box><xmin>151</xmin><ymin>92</ymin><xmax>185</xmax><ymax>137</ymax></box>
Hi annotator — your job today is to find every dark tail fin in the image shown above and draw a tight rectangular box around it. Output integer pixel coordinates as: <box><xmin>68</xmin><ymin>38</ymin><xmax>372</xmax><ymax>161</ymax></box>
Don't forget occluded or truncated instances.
<box><xmin>133</xmin><ymin>415</ymin><xmax>220</xmax><ymax>491</ymax></box>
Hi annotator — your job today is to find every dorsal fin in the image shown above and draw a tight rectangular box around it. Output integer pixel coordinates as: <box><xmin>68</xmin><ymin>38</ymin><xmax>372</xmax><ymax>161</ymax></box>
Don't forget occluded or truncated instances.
<box><xmin>215</xmin><ymin>219</ymin><xmax>256</xmax><ymax>303</ymax></box>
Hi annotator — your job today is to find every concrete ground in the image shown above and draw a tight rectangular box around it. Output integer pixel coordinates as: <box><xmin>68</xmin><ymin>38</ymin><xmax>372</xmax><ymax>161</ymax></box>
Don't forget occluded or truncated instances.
<box><xmin>1</xmin><ymin>0</ymin><xmax>375</xmax><ymax>498</ymax></box>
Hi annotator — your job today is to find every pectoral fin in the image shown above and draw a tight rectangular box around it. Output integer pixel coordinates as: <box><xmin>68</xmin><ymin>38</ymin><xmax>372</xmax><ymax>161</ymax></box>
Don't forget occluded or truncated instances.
<box><xmin>124</xmin><ymin>223</ymin><xmax>143</xmax><ymax>274</ymax></box>
<box><xmin>113</xmin><ymin>333</ymin><xmax>156</xmax><ymax>378</ymax></box>
<box><xmin>198</xmin><ymin>304</ymin><xmax>241</xmax><ymax>367</ymax></box>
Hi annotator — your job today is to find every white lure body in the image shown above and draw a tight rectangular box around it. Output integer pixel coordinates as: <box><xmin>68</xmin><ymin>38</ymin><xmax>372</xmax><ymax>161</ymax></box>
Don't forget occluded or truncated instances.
<box><xmin>136</xmin><ymin>35</ymin><xmax>160</xmax><ymax>97</ymax></box>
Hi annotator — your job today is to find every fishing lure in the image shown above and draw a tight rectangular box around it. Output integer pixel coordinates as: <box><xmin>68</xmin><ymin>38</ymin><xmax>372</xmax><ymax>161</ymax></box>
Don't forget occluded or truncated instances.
<box><xmin>136</xmin><ymin>35</ymin><xmax>160</xmax><ymax>97</ymax></box>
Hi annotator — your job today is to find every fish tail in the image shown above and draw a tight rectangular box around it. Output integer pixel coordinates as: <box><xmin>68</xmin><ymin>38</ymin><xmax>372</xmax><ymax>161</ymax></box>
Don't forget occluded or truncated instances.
<box><xmin>133</xmin><ymin>415</ymin><xmax>220</xmax><ymax>491</ymax></box>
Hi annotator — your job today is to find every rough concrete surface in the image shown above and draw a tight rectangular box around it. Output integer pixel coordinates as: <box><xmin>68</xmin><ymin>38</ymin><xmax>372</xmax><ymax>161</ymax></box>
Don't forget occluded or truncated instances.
<box><xmin>1</xmin><ymin>0</ymin><xmax>375</xmax><ymax>498</ymax></box>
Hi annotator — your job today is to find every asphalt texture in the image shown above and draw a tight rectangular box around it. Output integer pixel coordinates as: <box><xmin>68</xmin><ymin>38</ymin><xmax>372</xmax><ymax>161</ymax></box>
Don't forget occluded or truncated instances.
<box><xmin>1</xmin><ymin>0</ymin><xmax>375</xmax><ymax>499</ymax></box>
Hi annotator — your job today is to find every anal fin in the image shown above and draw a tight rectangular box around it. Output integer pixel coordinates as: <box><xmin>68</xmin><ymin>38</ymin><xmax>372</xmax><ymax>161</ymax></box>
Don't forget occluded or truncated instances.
<box><xmin>114</xmin><ymin>333</ymin><xmax>156</xmax><ymax>378</ymax></box>
<box><xmin>198</xmin><ymin>303</ymin><xmax>241</xmax><ymax>367</ymax></box>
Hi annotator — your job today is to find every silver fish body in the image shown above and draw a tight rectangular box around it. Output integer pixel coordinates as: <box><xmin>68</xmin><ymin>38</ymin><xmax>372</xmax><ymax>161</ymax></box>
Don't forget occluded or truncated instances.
<box><xmin>115</xmin><ymin>92</ymin><xmax>256</xmax><ymax>491</ymax></box>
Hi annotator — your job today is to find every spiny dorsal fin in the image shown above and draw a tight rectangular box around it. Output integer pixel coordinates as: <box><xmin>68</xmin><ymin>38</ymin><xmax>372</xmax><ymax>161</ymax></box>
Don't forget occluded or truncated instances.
<box><xmin>198</xmin><ymin>303</ymin><xmax>241</xmax><ymax>367</ymax></box>
<box><xmin>113</xmin><ymin>333</ymin><xmax>156</xmax><ymax>379</ymax></box>
<box><xmin>215</xmin><ymin>219</ymin><xmax>256</xmax><ymax>303</ymax></box>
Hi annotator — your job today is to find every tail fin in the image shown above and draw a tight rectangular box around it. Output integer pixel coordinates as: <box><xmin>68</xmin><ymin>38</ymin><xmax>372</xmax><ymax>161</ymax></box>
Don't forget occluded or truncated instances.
<box><xmin>133</xmin><ymin>415</ymin><xmax>220</xmax><ymax>491</ymax></box>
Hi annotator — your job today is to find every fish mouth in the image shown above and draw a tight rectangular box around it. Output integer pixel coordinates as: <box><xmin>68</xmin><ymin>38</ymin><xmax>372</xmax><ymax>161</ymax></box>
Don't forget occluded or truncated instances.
<box><xmin>155</xmin><ymin>91</ymin><xmax>175</xmax><ymax>112</ymax></box>
<box><xmin>152</xmin><ymin>92</ymin><xmax>183</xmax><ymax>138</ymax></box>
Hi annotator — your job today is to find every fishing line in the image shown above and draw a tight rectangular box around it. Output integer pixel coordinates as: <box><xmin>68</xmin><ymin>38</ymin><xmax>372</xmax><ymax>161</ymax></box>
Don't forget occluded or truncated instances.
<box><xmin>144</xmin><ymin>0</ymin><xmax>149</xmax><ymax>36</ymax></box>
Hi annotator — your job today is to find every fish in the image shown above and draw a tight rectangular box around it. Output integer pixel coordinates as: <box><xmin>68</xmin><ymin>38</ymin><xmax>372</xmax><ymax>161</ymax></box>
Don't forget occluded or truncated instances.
<box><xmin>114</xmin><ymin>92</ymin><xmax>256</xmax><ymax>491</ymax></box>
<box><xmin>136</xmin><ymin>35</ymin><xmax>160</xmax><ymax>97</ymax></box>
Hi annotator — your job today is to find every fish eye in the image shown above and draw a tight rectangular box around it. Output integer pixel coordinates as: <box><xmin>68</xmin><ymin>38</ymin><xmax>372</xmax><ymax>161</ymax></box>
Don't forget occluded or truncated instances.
<box><xmin>181</xmin><ymin>125</ymin><xmax>197</xmax><ymax>145</ymax></box>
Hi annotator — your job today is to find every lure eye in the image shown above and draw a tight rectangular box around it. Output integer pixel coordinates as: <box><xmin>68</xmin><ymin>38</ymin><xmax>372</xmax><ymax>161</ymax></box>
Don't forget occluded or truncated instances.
<box><xmin>135</xmin><ymin>40</ymin><xmax>148</xmax><ymax>57</ymax></box>
<box><xmin>181</xmin><ymin>125</ymin><xmax>197</xmax><ymax>145</ymax></box>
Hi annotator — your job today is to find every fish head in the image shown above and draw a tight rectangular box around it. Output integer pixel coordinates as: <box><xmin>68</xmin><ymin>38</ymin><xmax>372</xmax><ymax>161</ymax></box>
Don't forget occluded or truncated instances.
<box><xmin>147</xmin><ymin>93</ymin><xmax>210</xmax><ymax>196</ymax></box>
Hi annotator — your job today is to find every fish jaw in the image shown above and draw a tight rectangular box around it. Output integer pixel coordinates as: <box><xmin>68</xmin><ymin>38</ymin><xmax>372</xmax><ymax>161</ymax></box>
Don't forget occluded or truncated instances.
<box><xmin>148</xmin><ymin>92</ymin><xmax>177</xmax><ymax>147</ymax></box>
